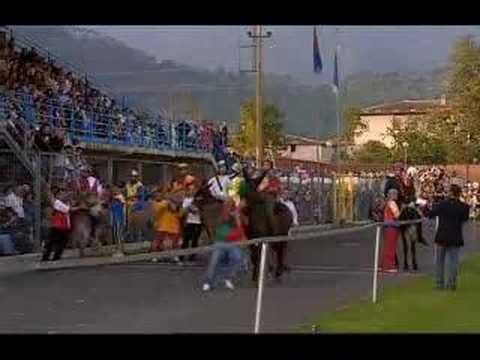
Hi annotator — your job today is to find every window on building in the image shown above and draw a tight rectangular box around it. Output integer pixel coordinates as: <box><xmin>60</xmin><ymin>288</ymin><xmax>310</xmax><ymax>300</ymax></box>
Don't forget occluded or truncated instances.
<box><xmin>290</xmin><ymin>144</ymin><xmax>296</xmax><ymax>152</ymax></box>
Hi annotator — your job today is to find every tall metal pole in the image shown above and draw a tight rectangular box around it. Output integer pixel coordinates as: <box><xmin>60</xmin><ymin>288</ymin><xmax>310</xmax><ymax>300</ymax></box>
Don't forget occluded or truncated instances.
<box><xmin>255</xmin><ymin>25</ymin><xmax>264</xmax><ymax>168</ymax></box>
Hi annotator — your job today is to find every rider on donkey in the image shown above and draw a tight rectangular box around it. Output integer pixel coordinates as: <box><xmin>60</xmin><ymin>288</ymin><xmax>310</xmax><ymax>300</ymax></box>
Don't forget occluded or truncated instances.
<box><xmin>172</xmin><ymin>163</ymin><xmax>196</xmax><ymax>193</ymax></box>
<box><xmin>257</xmin><ymin>159</ymin><xmax>282</xmax><ymax>234</ymax></box>
<box><xmin>207</xmin><ymin>160</ymin><xmax>231</xmax><ymax>202</ymax></box>
<box><xmin>384</xmin><ymin>163</ymin><xmax>427</xmax><ymax>246</ymax></box>
<box><xmin>74</xmin><ymin>165</ymin><xmax>104</xmax><ymax>242</ymax></box>
<box><xmin>76</xmin><ymin>165</ymin><xmax>102</xmax><ymax>197</ymax></box>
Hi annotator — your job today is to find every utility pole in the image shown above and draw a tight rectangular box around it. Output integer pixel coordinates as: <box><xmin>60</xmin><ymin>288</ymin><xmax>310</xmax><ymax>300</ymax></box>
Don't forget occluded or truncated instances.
<box><xmin>247</xmin><ymin>26</ymin><xmax>272</xmax><ymax>168</ymax></box>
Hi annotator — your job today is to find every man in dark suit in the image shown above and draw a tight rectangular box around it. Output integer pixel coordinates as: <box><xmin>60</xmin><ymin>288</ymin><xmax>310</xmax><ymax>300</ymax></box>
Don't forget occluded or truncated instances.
<box><xmin>428</xmin><ymin>184</ymin><xmax>470</xmax><ymax>291</ymax></box>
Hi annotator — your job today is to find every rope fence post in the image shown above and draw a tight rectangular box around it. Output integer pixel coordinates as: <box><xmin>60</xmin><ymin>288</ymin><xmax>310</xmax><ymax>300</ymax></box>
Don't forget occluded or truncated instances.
<box><xmin>372</xmin><ymin>224</ymin><xmax>381</xmax><ymax>304</ymax></box>
<box><xmin>254</xmin><ymin>241</ymin><xmax>268</xmax><ymax>334</ymax></box>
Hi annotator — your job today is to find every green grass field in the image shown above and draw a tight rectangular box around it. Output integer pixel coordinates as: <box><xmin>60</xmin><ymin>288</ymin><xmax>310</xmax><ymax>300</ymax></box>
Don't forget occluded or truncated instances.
<box><xmin>300</xmin><ymin>255</ymin><xmax>480</xmax><ymax>333</ymax></box>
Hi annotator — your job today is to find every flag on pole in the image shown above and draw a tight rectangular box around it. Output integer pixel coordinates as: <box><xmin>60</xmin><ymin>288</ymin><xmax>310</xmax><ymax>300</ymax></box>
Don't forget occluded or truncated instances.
<box><xmin>332</xmin><ymin>47</ymin><xmax>340</xmax><ymax>94</ymax></box>
<box><xmin>313</xmin><ymin>26</ymin><xmax>323</xmax><ymax>73</ymax></box>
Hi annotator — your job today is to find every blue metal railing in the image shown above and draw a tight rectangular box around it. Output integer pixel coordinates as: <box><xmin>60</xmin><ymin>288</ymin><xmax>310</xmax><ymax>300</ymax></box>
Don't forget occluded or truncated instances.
<box><xmin>1</xmin><ymin>92</ymin><xmax>227</xmax><ymax>156</ymax></box>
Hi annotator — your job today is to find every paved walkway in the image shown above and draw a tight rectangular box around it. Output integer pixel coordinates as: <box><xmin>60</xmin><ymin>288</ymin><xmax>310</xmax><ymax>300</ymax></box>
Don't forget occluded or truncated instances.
<box><xmin>0</xmin><ymin>221</ymin><xmax>478</xmax><ymax>333</ymax></box>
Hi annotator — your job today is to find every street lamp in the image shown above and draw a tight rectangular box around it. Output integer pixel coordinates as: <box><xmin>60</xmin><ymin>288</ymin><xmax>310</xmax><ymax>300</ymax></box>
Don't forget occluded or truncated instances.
<box><xmin>402</xmin><ymin>141</ymin><xmax>409</xmax><ymax>166</ymax></box>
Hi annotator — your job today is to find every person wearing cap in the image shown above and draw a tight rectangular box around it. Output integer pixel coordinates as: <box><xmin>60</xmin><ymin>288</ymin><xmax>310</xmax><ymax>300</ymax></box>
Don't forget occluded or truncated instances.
<box><xmin>207</xmin><ymin>160</ymin><xmax>231</xmax><ymax>202</ymax></box>
<box><xmin>172</xmin><ymin>163</ymin><xmax>196</xmax><ymax>192</ymax></box>
<box><xmin>125</xmin><ymin>169</ymin><xmax>144</xmax><ymax>242</ymax></box>
<box><xmin>227</xmin><ymin>162</ymin><xmax>247</xmax><ymax>208</ymax></box>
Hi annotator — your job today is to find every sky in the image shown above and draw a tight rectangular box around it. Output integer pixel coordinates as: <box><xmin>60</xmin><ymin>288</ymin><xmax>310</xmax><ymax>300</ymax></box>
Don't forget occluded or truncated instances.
<box><xmin>85</xmin><ymin>26</ymin><xmax>480</xmax><ymax>85</ymax></box>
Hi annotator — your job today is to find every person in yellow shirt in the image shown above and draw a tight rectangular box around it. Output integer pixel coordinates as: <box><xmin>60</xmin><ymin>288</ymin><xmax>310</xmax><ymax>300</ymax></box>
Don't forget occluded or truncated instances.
<box><xmin>150</xmin><ymin>188</ymin><xmax>184</xmax><ymax>264</ymax></box>
<box><xmin>125</xmin><ymin>169</ymin><xmax>144</xmax><ymax>242</ymax></box>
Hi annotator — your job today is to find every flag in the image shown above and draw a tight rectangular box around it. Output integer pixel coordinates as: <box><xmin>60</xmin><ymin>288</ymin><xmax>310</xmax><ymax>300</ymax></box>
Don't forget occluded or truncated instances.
<box><xmin>313</xmin><ymin>26</ymin><xmax>323</xmax><ymax>73</ymax></box>
<box><xmin>332</xmin><ymin>47</ymin><xmax>340</xmax><ymax>94</ymax></box>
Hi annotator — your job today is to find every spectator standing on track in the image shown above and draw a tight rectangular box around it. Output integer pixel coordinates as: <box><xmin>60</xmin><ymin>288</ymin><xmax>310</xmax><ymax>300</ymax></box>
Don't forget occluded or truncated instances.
<box><xmin>111</xmin><ymin>186</ymin><xmax>126</xmax><ymax>248</ymax></box>
<box><xmin>150</xmin><ymin>188</ymin><xmax>184</xmax><ymax>264</ymax></box>
<box><xmin>428</xmin><ymin>184</ymin><xmax>470</xmax><ymax>291</ymax></box>
<box><xmin>202</xmin><ymin>198</ymin><xmax>246</xmax><ymax>292</ymax></box>
<box><xmin>180</xmin><ymin>185</ymin><xmax>202</xmax><ymax>264</ymax></box>
<box><xmin>125</xmin><ymin>169</ymin><xmax>143</xmax><ymax>240</ymax></box>
<box><xmin>381</xmin><ymin>188</ymin><xmax>401</xmax><ymax>274</ymax></box>
<box><xmin>4</xmin><ymin>185</ymin><xmax>24</xmax><ymax>220</ymax></box>
<box><xmin>41</xmin><ymin>187</ymin><xmax>74</xmax><ymax>262</ymax></box>
<box><xmin>0</xmin><ymin>201</ymin><xmax>19</xmax><ymax>256</ymax></box>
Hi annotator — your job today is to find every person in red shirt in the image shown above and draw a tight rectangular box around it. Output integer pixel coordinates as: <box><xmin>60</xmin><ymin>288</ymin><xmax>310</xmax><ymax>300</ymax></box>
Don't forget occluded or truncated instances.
<box><xmin>382</xmin><ymin>188</ymin><xmax>401</xmax><ymax>273</ymax></box>
<box><xmin>171</xmin><ymin>163</ymin><xmax>196</xmax><ymax>192</ymax></box>
<box><xmin>42</xmin><ymin>187</ymin><xmax>79</xmax><ymax>262</ymax></box>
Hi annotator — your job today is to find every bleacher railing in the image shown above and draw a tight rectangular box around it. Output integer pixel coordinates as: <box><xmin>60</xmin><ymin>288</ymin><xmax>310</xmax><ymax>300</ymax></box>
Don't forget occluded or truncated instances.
<box><xmin>1</xmin><ymin>92</ymin><xmax>225</xmax><ymax>155</ymax></box>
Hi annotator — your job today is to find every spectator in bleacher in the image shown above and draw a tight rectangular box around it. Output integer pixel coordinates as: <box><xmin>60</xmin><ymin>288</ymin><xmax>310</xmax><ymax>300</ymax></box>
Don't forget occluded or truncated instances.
<box><xmin>220</xmin><ymin>121</ymin><xmax>228</xmax><ymax>147</ymax></box>
<box><xmin>49</xmin><ymin>127</ymin><xmax>66</xmax><ymax>152</ymax></box>
<box><xmin>33</xmin><ymin>124</ymin><xmax>51</xmax><ymax>151</ymax></box>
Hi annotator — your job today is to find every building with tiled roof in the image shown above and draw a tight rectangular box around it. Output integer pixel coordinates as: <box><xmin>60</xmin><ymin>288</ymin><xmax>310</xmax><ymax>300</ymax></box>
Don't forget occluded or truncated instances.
<box><xmin>355</xmin><ymin>96</ymin><xmax>449</xmax><ymax>148</ymax></box>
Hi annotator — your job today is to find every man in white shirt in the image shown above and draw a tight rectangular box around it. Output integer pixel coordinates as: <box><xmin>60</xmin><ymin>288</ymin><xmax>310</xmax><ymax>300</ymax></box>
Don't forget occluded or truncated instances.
<box><xmin>279</xmin><ymin>190</ymin><xmax>299</xmax><ymax>227</ymax></box>
<box><xmin>181</xmin><ymin>187</ymin><xmax>203</xmax><ymax>263</ymax></box>
<box><xmin>207</xmin><ymin>160</ymin><xmax>231</xmax><ymax>202</ymax></box>
<box><xmin>4</xmin><ymin>186</ymin><xmax>24</xmax><ymax>219</ymax></box>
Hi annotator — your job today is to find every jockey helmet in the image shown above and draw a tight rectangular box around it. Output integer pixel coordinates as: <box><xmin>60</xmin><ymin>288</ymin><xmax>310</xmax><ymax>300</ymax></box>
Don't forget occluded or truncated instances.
<box><xmin>407</xmin><ymin>166</ymin><xmax>418</xmax><ymax>177</ymax></box>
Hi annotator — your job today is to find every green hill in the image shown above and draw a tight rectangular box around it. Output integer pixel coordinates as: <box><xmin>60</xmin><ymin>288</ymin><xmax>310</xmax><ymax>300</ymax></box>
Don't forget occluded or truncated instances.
<box><xmin>11</xmin><ymin>26</ymin><xmax>446</xmax><ymax>139</ymax></box>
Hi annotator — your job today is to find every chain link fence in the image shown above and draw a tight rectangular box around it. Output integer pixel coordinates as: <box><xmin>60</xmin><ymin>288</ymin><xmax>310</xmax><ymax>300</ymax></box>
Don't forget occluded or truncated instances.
<box><xmin>280</xmin><ymin>171</ymin><xmax>385</xmax><ymax>225</ymax></box>
<box><xmin>0</xmin><ymin>149</ymin><xmax>40</xmax><ymax>254</ymax></box>
<box><xmin>0</xmin><ymin>145</ymin><xmax>387</xmax><ymax>257</ymax></box>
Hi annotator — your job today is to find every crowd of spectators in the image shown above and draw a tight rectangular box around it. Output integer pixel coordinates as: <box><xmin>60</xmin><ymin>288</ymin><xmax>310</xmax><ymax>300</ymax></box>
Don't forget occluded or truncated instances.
<box><xmin>1</xmin><ymin>33</ymin><xmax>229</xmax><ymax>160</ymax></box>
